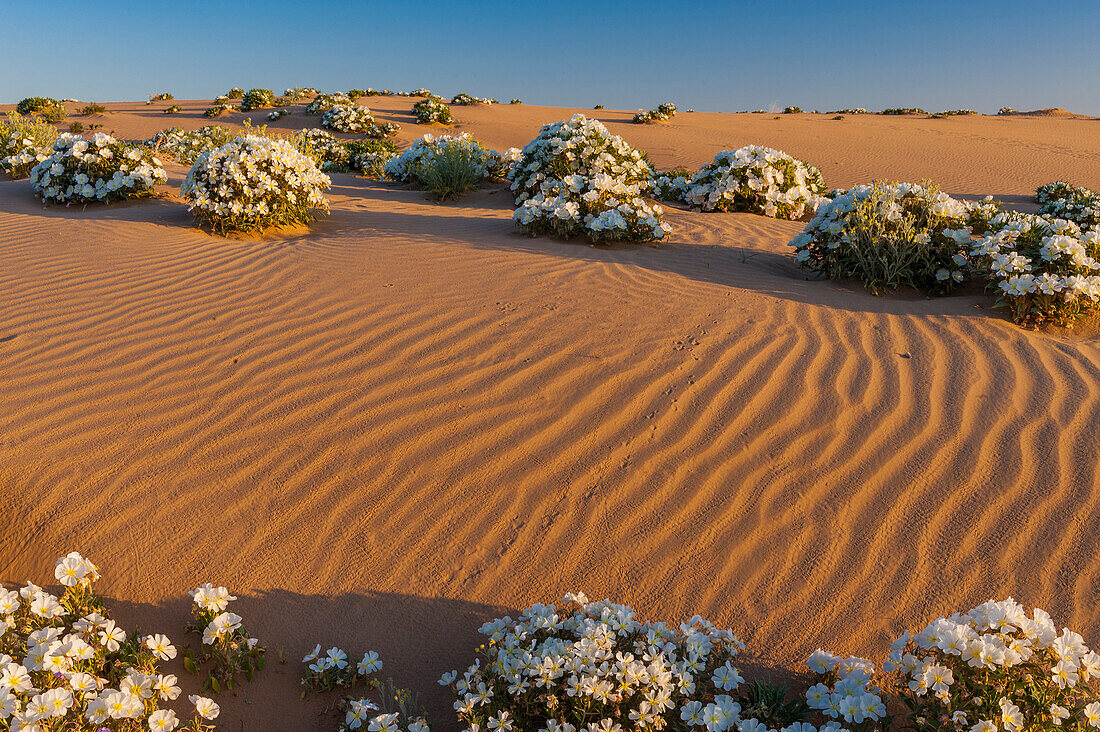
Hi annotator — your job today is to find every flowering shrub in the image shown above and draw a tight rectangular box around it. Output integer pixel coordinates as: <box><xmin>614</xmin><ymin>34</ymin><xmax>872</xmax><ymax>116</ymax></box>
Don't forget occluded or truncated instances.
<box><xmin>883</xmin><ymin>599</ymin><xmax>1100</xmax><ymax>732</ymax></box>
<box><xmin>0</xmin><ymin>112</ymin><xmax>57</xmax><ymax>178</ymax></box>
<box><xmin>451</xmin><ymin>93</ymin><xmax>497</xmax><ymax>106</ymax></box>
<box><xmin>151</xmin><ymin>93</ymin><xmax>174</xmax><ymax>101</ymax></box>
<box><xmin>302</xmin><ymin>645</ymin><xmax>384</xmax><ymax>693</ymax></box>
<box><xmin>967</xmin><ymin>212</ymin><xmax>1100</xmax><ymax>327</ymax></box>
<box><xmin>80</xmin><ymin>103</ymin><xmax>106</xmax><ymax>115</ymax></box>
<box><xmin>226</xmin><ymin>87</ymin><xmax>245</xmax><ymax>99</ymax></box>
<box><xmin>999</xmin><ymin>107</ymin><xmax>1018</xmax><ymax>115</ymax></box>
<box><xmin>879</xmin><ymin>108</ymin><xmax>927</xmax><ymax>115</ymax></box>
<box><xmin>180</xmin><ymin>134</ymin><xmax>331</xmax><ymax>234</ymax></box>
<box><xmin>182</xmin><ymin>584</ymin><xmax>265</xmax><ymax>692</ymax></box>
<box><xmin>322</xmin><ymin>104</ymin><xmax>377</xmax><ymax>133</ymax></box>
<box><xmin>241</xmin><ymin>88</ymin><xmax>275</xmax><ymax>111</ymax></box>
<box><xmin>931</xmin><ymin>109</ymin><xmax>977</xmax><ymax>117</ymax></box>
<box><xmin>295</xmin><ymin>128</ymin><xmax>351</xmax><ymax>168</ymax></box>
<box><xmin>510</xmin><ymin>99</ymin><xmax>522</xmax><ymax>104</ymax></box>
<box><xmin>412</xmin><ymin>98</ymin><xmax>454</xmax><ymax>124</ymax></box>
<box><xmin>203</xmin><ymin>103</ymin><xmax>236</xmax><ymax>118</ymax></box>
<box><xmin>346</xmin><ymin>138</ymin><xmax>398</xmax><ymax>177</ymax></box>
<box><xmin>0</xmin><ymin>553</ymin><xmax>222</xmax><ymax>731</ymax></box>
<box><xmin>268</xmin><ymin>109</ymin><xmax>289</xmax><ymax>121</ymax></box>
<box><xmin>633</xmin><ymin>103</ymin><xmax>677</xmax><ymax>124</ymax></box>
<box><xmin>30</xmin><ymin>132</ymin><xmax>167</xmax><ymax>204</ymax></box>
<box><xmin>16</xmin><ymin>96</ymin><xmax>66</xmax><ymax>122</ymax></box>
<box><xmin>789</xmin><ymin>182</ymin><xmax>998</xmax><ymax>294</ymax></box>
<box><xmin>147</xmin><ymin>125</ymin><xmax>235</xmax><ymax>165</ymax></box>
<box><xmin>1037</xmin><ymin>182</ymin><xmax>1100</xmax><ymax>227</ymax></box>
<box><xmin>306</xmin><ymin>93</ymin><xmax>352</xmax><ymax>115</ymax></box>
<box><xmin>507</xmin><ymin>114</ymin><xmax>669</xmax><ymax>243</ymax></box>
<box><xmin>784</xmin><ymin>106</ymin><xmax>803</xmax><ymax>114</ymax></box>
<box><xmin>164</xmin><ymin>105</ymin><xmax>182</xmax><ymax>114</ymax></box>
<box><xmin>441</xmin><ymin>593</ymin><xmax>822</xmax><ymax>732</ymax></box>
<box><xmin>283</xmin><ymin>87</ymin><xmax>316</xmax><ymax>100</ymax></box>
<box><xmin>661</xmin><ymin>146</ymin><xmax>827</xmax><ymax>219</ymax></box>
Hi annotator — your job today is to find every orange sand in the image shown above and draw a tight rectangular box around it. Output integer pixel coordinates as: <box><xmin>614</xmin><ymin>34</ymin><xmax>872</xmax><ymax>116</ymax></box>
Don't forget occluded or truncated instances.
<box><xmin>2</xmin><ymin>97</ymin><xmax>1100</xmax><ymax>730</ymax></box>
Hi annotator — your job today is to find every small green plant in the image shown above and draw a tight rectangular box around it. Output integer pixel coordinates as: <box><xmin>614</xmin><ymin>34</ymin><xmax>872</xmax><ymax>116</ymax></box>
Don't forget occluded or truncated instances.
<box><xmin>16</xmin><ymin>96</ymin><xmax>66</xmax><ymax>122</ymax></box>
<box><xmin>150</xmin><ymin>92</ymin><xmax>174</xmax><ymax>101</ymax></box>
<box><xmin>414</xmin><ymin>143</ymin><xmax>484</xmax><ymax>199</ymax></box>
<box><xmin>346</xmin><ymin>138</ymin><xmax>398</xmax><ymax>177</ymax></box>
<box><xmin>164</xmin><ymin>105</ymin><xmax>182</xmax><ymax>114</ymax></box>
<box><xmin>832</xmin><ymin>115</ymin><xmax>845</xmax><ymax>120</ymax></box>
<box><xmin>633</xmin><ymin>102</ymin><xmax>677</xmax><ymax>123</ymax></box>
<box><xmin>226</xmin><ymin>87</ymin><xmax>244</xmax><ymax>99</ymax></box>
<box><xmin>593</xmin><ymin>103</ymin><xmax>604</xmax><ymax>109</ymax></box>
<box><xmin>879</xmin><ymin>107</ymin><xmax>927</xmax><ymax>115</ymax></box>
<box><xmin>203</xmin><ymin>103</ymin><xmax>236</xmax><ymax>118</ymax></box>
<box><xmin>784</xmin><ymin>106</ymin><xmax>803</xmax><ymax>114</ymax></box>
<box><xmin>738</xmin><ymin>680</ymin><xmax>811</xmax><ymax>729</ymax></box>
<box><xmin>509</xmin><ymin>98</ymin><xmax>522</xmax><ymax>104</ymax></box>
<box><xmin>0</xmin><ymin>112</ymin><xmax>59</xmax><ymax>177</ymax></box>
<box><xmin>80</xmin><ymin>103</ymin><xmax>106</xmax><ymax>115</ymax></box>
<box><xmin>347</xmin><ymin>88</ymin><xmax>367</xmax><ymax>100</ymax></box>
<box><xmin>240</xmin><ymin>88</ymin><xmax>275</xmax><ymax>111</ymax></box>
<box><xmin>68</xmin><ymin>121</ymin><xmax>84</xmax><ymax>133</ymax></box>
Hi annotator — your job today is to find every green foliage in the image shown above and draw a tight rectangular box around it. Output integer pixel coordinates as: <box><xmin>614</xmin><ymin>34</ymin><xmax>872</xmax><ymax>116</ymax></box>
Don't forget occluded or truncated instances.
<box><xmin>80</xmin><ymin>103</ymin><xmax>106</xmax><ymax>115</ymax></box>
<box><xmin>164</xmin><ymin>105</ymin><xmax>182</xmax><ymax>114</ymax></box>
<box><xmin>412</xmin><ymin>97</ymin><xmax>454</xmax><ymax>124</ymax></box>
<box><xmin>226</xmin><ymin>87</ymin><xmax>245</xmax><ymax>99</ymax></box>
<box><xmin>240</xmin><ymin>88</ymin><xmax>275</xmax><ymax>111</ymax></box>
<box><xmin>16</xmin><ymin>96</ymin><xmax>66</xmax><ymax>122</ymax></box>
<box><xmin>413</xmin><ymin>142</ymin><xmax>484</xmax><ymax>199</ymax></box>
<box><xmin>738</xmin><ymin>680</ymin><xmax>811</xmax><ymax>729</ymax></box>
<box><xmin>68</xmin><ymin>122</ymin><xmax>84</xmax><ymax>133</ymax></box>
<box><xmin>784</xmin><ymin>106</ymin><xmax>803</xmax><ymax>113</ymax></box>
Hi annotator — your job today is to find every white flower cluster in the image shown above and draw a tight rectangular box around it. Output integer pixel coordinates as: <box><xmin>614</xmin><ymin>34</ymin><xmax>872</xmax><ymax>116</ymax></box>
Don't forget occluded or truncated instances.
<box><xmin>30</xmin><ymin>132</ymin><xmax>167</xmax><ymax>204</ymax></box>
<box><xmin>180</xmin><ymin>133</ymin><xmax>331</xmax><ymax>234</ymax></box>
<box><xmin>789</xmin><ymin>182</ymin><xmax>996</xmax><ymax>293</ymax></box>
<box><xmin>306</xmin><ymin>93</ymin><xmax>352</xmax><ymax>116</ymax></box>
<box><xmin>0</xmin><ymin>553</ymin><xmax>221</xmax><ymax>732</ymax></box>
<box><xmin>633</xmin><ymin>103</ymin><xmax>677</xmax><ymax>124</ymax></box>
<box><xmin>203</xmin><ymin>103</ymin><xmax>236</xmax><ymax>118</ymax></box>
<box><xmin>882</xmin><ymin>599</ymin><xmax>1100</xmax><ymax>732</ymax></box>
<box><xmin>322</xmin><ymin>104</ymin><xmax>377</xmax><ymax>133</ymax></box>
<box><xmin>302</xmin><ymin>644</ymin><xmax>383</xmax><ymax>691</ymax></box>
<box><xmin>302</xmin><ymin>646</ymin><xmax>430</xmax><ymax>732</ymax></box>
<box><xmin>1037</xmin><ymin>182</ymin><xmax>1100</xmax><ymax>227</ymax></box>
<box><xmin>660</xmin><ymin>146</ymin><xmax>826</xmax><ymax>219</ymax></box>
<box><xmin>383</xmin><ymin>133</ymin><xmax>516</xmax><ymax>183</ymax></box>
<box><xmin>507</xmin><ymin>114</ymin><xmax>669</xmax><ymax>243</ymax></box>
<box><xmin>804</xmin><ymin>651</ymin><xmax>885</xmax><ymax>725</ymax></box>
<box><xmin>240</xmin><ymin>88</ymin><xmax>275</xmax><ymax>111</ymax></box>
<box><xmin>413</xmin><ymin>98</ymin><xmax>454</xmax><ymax>124</ymax></box>
<box><xmin>267</xmin><ymin>109</ymin><xmax>289</xmax><ymax>121</ymax></box>
<box><xmin>440</xmin><ymin>593</ymin><xmax>834</xmax><ymax>732</ymax></box>
<box><xmin>451</xmin><ymin>93</ymin><xmax>497</xmax><ymax>106</ymax></box>
<box><xmin>146</xmin><ymin>125</ymin><xmax>235</xmax><ymax>165</ymax></box>
<box><xmin>295</xmin><ymin>128</ymin><xmax>350</xmax><ymax>167</ymax></box>
<box><xmin>966</xmin><ymin>212</ymin><xmax>1100</xmax><ymax>326</ymax></box>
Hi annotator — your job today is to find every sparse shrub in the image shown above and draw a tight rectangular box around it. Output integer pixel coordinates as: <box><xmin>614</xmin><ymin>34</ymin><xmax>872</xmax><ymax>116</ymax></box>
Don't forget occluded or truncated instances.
<box><xmin>1036</xmin><ymin>181</ymin><xmax>1100</xmax><ymax>227</ymax></box>
<box><xmin>593</xmin><ymin>104</ymin><xmax>604</xmax><ymax>109</ymax></box>
<box><xmin>789</xmin><ymin>181</ymin><xmax>997</xmax><ymax>294</ymax></box>
<box><xmin>633</xmin><ymin>102</ymin><xmax>677</xmax><ymax>123</ymax></box>
<box><xmin>660</xmin><ymin>146</ymin><xmax>827</xmax><ymax>219</ymax></box>
<box><xmin>150</xmin><ymin>92</ymin><xmax>174</xmax><ymax>101</ymax></box>
<box><xmin>267</xmin><ymin>109</ymin><xmax>289</xmax><ymax>121</ymax></box>
<box><xmin>931</xmin><ymin>109</ymin><xmax>978</xmax><ymax>118</ymax></box>
<box><xmin>832</xmin><ymin>115</ymin><xmax>844</xmax><ymax>120</ymax></box>
<box><xmin>0</xmin><ymin>553</ymin><xmax>219</xmax><ymax>731</ymax></box>
<box><xmin>784</xmin><ymin>106</ymin><xmax>803</xmax><ymax>114</ymax></box>
<box><xmin>79</xmin><ymin>103</ymin><xmax>106</xmax><ymax>116</ymax></box>
<box><xmin>226</xmin><ymin>87</ymin><xmax>245</xmax><ymax>99</ymax></box>
<box><xmin>31</xmin><ymin>132</ymin><xmax>167</xmax><ymax>204</ymax></box>
<box><xmin>508</xmin><ymin>114</ymin><xmax>669</xmax><ymax>243</ymax></box>
<box><xmin>68</xmin><ymin>122</ymin><xmax>84</xmax><ymax>133</ymax></box>
<box><xmin>203</xmin><ymin>103</ymin><xmax>236</xmax><ymax>118</ymax></box>
<box><xmin>999</xmin><ymin>107</ymin><xmax>1018</xmax><ymax>115</ymax></box>
<box><xmin>384</xmin><ymin>133</ymin><xmax>517</xmax><ymax>199</ymax></box>
<box><xmin>164</xmin><ymin>105</ymin><xmax>182</xmax><ymax>114</ymax></box>
<box><xmin>146</xmin><ymin>125</ymin><xmax>235</xmax><ymax>165</ymax></box>
<box><xmin>305</xmin><ymin>93</ymin><xmax>351</xmax><ymax>115</ymax></box>
<box><xmin>214</xmin><ymin>95</ymin><xmax>230</xmax><ymax>105</ymax></box>
<box><xmin>968</xmin><ymin>211</ymin><xmax>1100</xmax><ymax>327</ymax></box>
<box><xmin>0</xmin><ymin>112</ymin><xmax>58</xmax><ymax>178</ymax></box>
<box><xmin>301</xmin><ymin>646</ymin><xmax>428</xmax><ymax>732</ymax></box>
<box><xmin>321</xmin><ymin>103</ymin><xmax>376</xmax><ymax>133</ymax></box>
<box><xmin>451</xmin><ymin>93</ymin><xmax>497</xmax><ymax>105</ymax></box>
<box><xmin>16</xmin><ymin>96</ymin><xmax>66</xmax><ymax>122</ymax></box>
<box><xmin>347</xmin><ymin>89</ymin><xmax>367</xmax><ymax>100</ymax></box>
<box><xmin>405</xmin><ymin>88</ymin><xmax>432</xmax><ymax>97</ymax></box>
<box><xmin>182</xmin><ymin>584</ymin><xmax>265</xmax><ymax>692</ymax></box>
<box><xmin>510</xmin><ymin>98</ymin><xmax>522</xmax><ymax>104</ymax></box>
<box><xmin>181</xmin><ymin>134</ymin><xmax>331</xmax><ymax>234</ymax></box>
<box><xmin>879</xmin><ymin>107</ymin><xmax>927</xmax><ymax>115</ymax></box>
<box><xmin>412</xmin><ymin>97</ymin><xmax>454</xmax><ymax>124</ymax></box>
<box><xmin>828</xmin><ymin>108</ymin><xmax>868</xmax><ymax>114</ymax></box>
<box><xmin>240</xmin><ymin>88</ymin><xmax>275</xmax><ymax>111</ymax></box>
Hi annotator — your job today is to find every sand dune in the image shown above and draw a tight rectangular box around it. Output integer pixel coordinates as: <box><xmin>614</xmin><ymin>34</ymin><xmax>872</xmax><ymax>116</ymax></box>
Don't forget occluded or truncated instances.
<box><xmin>2</xmin><ymin>98</ymin><xmax>1100</xmax><ymax>730</ymax></box>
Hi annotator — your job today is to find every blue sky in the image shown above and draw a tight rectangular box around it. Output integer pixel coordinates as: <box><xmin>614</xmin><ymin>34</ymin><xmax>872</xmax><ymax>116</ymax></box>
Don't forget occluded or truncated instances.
<box><xmin>3</xmin><ymin>0</ymin><xmax>1099</xmax><ymax>114</ymax></box>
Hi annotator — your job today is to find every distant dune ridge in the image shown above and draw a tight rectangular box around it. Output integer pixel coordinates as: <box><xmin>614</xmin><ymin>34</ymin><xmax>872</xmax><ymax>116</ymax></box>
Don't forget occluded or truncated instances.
<box><xmin>1</xmin><ymin>96</ymin><xmax>1100</xmax><ymax>730</ymax></box>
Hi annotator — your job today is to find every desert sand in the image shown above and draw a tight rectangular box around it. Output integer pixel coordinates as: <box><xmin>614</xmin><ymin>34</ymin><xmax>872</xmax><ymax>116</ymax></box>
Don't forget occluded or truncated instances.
<box><xmin>2</xmin><ymin>96</ymin><xmax>1100</xmax><ymax>730</ymax></box>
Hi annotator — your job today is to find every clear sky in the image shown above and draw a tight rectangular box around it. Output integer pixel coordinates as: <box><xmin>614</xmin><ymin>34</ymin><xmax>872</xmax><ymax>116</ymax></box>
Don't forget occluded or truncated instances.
<box><xmin>3</xmin><ymin>0</ymin><xmax>1099</xmax><ymax>115</ymax></box>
